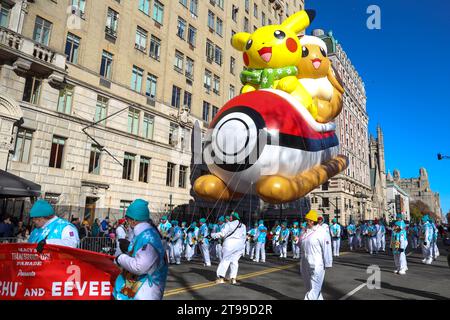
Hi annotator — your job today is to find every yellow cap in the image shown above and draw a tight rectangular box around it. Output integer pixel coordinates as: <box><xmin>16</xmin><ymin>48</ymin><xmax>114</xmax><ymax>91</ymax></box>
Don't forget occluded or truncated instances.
<box><xmin>305</xmin><ymin>210</ymin><xmax>318</xmax><ymax>222</ymax></box>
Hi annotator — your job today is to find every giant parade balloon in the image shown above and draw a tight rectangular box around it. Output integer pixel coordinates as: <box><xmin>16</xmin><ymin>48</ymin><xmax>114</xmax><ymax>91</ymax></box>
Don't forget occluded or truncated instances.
<box><xmin>194</xmin><ymin>10</ymin><xmax>349</xmax><ymax>204</ymax></box>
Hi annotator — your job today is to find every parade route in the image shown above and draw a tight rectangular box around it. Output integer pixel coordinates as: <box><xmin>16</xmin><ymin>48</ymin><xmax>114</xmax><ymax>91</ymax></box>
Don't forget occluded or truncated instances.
<box><xmin>165</xmin><ymin>246</ymin><xmax>450</xmax><ymax>300</ymax></box>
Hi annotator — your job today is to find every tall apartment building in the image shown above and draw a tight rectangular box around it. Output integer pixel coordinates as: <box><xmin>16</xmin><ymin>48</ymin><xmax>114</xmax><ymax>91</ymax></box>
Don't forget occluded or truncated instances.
<box><xmin>369</xmin><ymin>126</ymin><xmax>387</xmax><ymax>221</ymax></box>
<box><xmin>308</xmin><ymin>29</ymin><xmax>372</xmax><ymax>225</ymax></box>
<box><xmin>0</xmin><ymin>0</ymin><xmax>305</xmax><ymax>223</ymax></box>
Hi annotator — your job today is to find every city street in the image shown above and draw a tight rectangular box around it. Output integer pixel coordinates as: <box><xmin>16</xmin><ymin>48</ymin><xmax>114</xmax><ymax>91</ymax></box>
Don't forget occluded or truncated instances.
<box><xmin>165</xmin><ymin>246</ymin><xmax>450</xmax><ymax>300</ymax></box>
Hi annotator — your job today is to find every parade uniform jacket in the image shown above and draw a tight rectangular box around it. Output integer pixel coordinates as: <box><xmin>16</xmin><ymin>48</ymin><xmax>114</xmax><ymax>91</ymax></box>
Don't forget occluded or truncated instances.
<box><xmin>199</xmin><ymin>224</ymin><xmax>210</xmax><ymax>245</ymax></box>
<box><xmin>280</xmin><ymin>228</ymin><xmax>290</xmax><ymax>243</ymax></box>
<box><xmin>420</xmin><ymin>222</ymin><xmax>433</xmax><ymax>245</ymax></box>
<box><xmin>247</xmin><ymin>228</ymin><xmax>257</xmax><ymax>243</ymax></box>
<box><xmin>255</xmin><ymin>225</ymin><xmax>267</xmax><ymax>244</ymax></box>
<box><xmin>271</xmin><ymin>225</ymin><xmax>282</xmax><ymax>241</ymax></box>
<box><xmin>390</xmin><ymin>229</ymin><xmax>407</xmax><ymax>254</ymax></box>
<box><xmin>114</xmin><ymin>222</ymin><xmax>168</xmax><ymax>300</ymax></box>
<box><xmin>158</xmin><ymin>221</ymin><xmax>172</xmax><ymax>239</ymax></box>
<box><xmin>170</xmin><ymin>226</ymin><xmax>183</xmax><ymax>245</ymax></box>
<box><xmin>300</xmin><ymin>226</ymin><xmax>333</xmax><ymax>270</ymax></box>
<box><xmin>212</xmin><ymin>220</ymin><xmax>246</xmax><ymax>253</ymax></box>
<box><xmin>291</xmin><ymin>227</ymin><xmax>300</xmax><ymax>243</ymax></box>
<box><xmin>28</xmin><ymin>216</ymin><xmax>79</xmax><ymax>248</ymax></box>
<box><xmin>347</xmin><ymin>224</ymin><xmax>356</xmax><ymax>235</ymax></box>
<box><xmin>367</xmin><ymin>225</ymin><xmax>377</xmax><ymax>238</ymax></box>
<box><xmin>187</xmin><ymin>227</ymin><xmax>199</xmax><ymax>246</ymax></box>
<box><xmin>330</xmin><ymin>224</ymin><xmax>341</xmax><ymax>238</ymax></box>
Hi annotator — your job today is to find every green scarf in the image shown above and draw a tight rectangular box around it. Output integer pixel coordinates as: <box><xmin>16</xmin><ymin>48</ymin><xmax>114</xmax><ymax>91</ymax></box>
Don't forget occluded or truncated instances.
<box><xmin>240</xmin><ymin>66</ymin><xmax>298</xmax><ymax>89</ymax></box>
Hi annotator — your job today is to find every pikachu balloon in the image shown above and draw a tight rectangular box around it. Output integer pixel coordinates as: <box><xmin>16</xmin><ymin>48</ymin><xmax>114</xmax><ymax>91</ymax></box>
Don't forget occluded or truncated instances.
<box><xmin>193</xmin><ymin>11</ymin><xmax>349</xmax><ymax>205</ymax></box>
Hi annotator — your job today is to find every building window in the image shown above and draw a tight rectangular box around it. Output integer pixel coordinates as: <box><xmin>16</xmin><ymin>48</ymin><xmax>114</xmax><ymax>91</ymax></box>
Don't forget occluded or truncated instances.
<box><xmin>185</xmin><ymin>57</ymin><xmax>194</xmax><ymax>79</ymax></box>
<box><xmin>202</xmin><ymin>101</ymin><xmax>210</xmax><ymax>122</ymax></box>
<box><xmin>106</xmin><ymin>8</ymin><xmax>119</xmax><ymax>37</ymax></box>
<box><xmin>230</xmin><ymin>56</ymin><xmax>236</xmax><ymax>75</ymax></box>
<box><xmin>253</xmin><ymin>3</ymin><xmax>258</xmax><ymax>18</ymax></box>
<box><xmin>171</xmin><ymin>86</ymin><xmax>182</xmax><ymax>109</ymax></box>
<box><xmin>142</xmin><ymin>113</ymin><xmax>154</xmax><ymax>139</ymax></box>
<box><xmin>244</xmin><ymin>17</ymin><xmax>249</xmax><ymax>32</ymax></box>
<box><xmin>145</xmin><ymin>73</ymin><xmax>157</xmax><ymax>99</ymax></box>
<box><xmin>183</xmin><ymin>91</ymin><xmax>192</xmax><ymax>110</ymax></box>
<box><xmin>131</xmin><ymin>65</ymin><xmax>144</xmax><ymax>92</ymax></box>
<box><xmin>65</xmin><ymin>33</ymin><xmax>80</xmax><ymax>64</ymax></box>
<box><xmin>127</xmin><ymin>107</ymin><xmax>140</xmax><ymax>135</ymax></box>
<box><xmin>169</xmin><ymin>122</ymin><xmax>178</xmax><ymax>145</ymax></box>
<box><xmin>245</xmin><ymin>0</ymin><xmax>249</xmax><ymax>12</ymax></box>
<box><xmin>229</xmin><ymin>85</ymin><xmax>235</xmax><ymax>100</ymax></box>
<box><xmin>95</xmin><ymin>95</ymin><xmax>108</xmax><ymax>125</ymax></box>
<box><xmin>122</xmin><ymin>152</ymin><xmax>135</xmax><ymax>180</ymax></box>
<box><xmin>177</xmin><ymin>17</ymin><xmax>186</xmax><ymax>39</ymax></box>
<box><xmin>22</xmin><ymin>76</ymin><xmax>42</xmax><ymax>104</ymax></box>
<box><xmin>13</xmin><ymin>128</ymin><xmax>33</xmax><ymax>163</ymax></box>
<box><xmin>216</xmin><ymin>18</ymin><xmax>223</xmax><ymax>36</ymax></box>
<box><xmin>174</xmin><ymin>50</ymin><xmax>184</xmax><ymax>72</ymax></box>
<box><xmin>135</xmin><ymin>26</ymin><xmax>147</xmax><ymax>51</ymax></box>
<box><xmin>214</xmin><ymin>45</ymin><xmax>222</xmax><ymax>65</ymax></box>
<box><xmin>138</xmin><ymin>0</ymin><xmax>150</xmax><ymax>15</ymax></box>
<box><xmin>0</xmin><ymin>2</ymin><xmax>12</xmax><ymax>28</ymax></box>
<box><xmin>100</xmin><ymin>50</ymin><xmax>113</xmax><ymax>79</ymax></box>
<box><xmin>262</xmin><ymin>12</ymin><xmax>266</xmax><ymax>26</ymax></box>
<box><xmin>49</xmin><ymin>136</ymin><xmax>66</xmax><ymax>169</ymax></box>
<box><xmin>71</xmin><ymin>0</ymin><xmax>86</xmax><ymax>15</ymax></box>
<box><xmin>322</xmin><ymin>197</ymin><xmax>330</xmax><ymax>208</ymax></box>
<box><xmin>204</xmin><ymin>69</ymin><xmax>212</xmax><ymax>92</ymax></box>
<box><xmin>179</xmin><ymin>165</ymin><xmax>187</xmax><ymax>188</ymax></box>
<box><xmin>207</xmin><ymin>10</ymin><xmax>215</xmax><ymax>30</ymax></box>
<box><xmin>89</xmin><ymin>144</ymin><xmax>101</xmax><ymax>175</ymax></box>
<box><xmin>213</xmin><ymin>75</ymin><xmax>220</xmax><ymax>95</ymax></box>
<box><xmin>57</xmin><ymin>87</ymin><xmax>74</xmax><ymax>115</ymax></box>
<box><xmin>33</xmin><ymin>16</ymin><xmax>52</xmax><ymax>45</ymax></box>
<box><xmin>149</xmin><ymin>35</ymin><xmax>161</xmax><ymax>60</ymax></box>
<box><xmin>190</xmin><ymin>0</ymin><xmax>198</xmax><ymax>16</ymax></box>
<box><xmin>152</xmin><ymin>0</ymin><xmax>164</xmax><ymax>24</ymax></box>
<box><xmin>166</xmin><ymin>162</ymin><xmax>176</xmax><ymax>187</ymax></box>
<box><xmin>187</xmin><ymin>25</ymin><xmax>197</xmax><ymax>46</ymax></box>
<box><xmin>231</xmin><ymin>5</ymin><xmax>237</xmax><ymax>22</ymax></box>
<box><xmin>322</xmin><ymin>181</ymin><xmax>329</xmax><ymax>191</ymax></box>
<box><xmin>212</xmin><ymin>106</ymin><xmax>219</xmax><ymax>119</ymax></box>
<box><xmin>139</xmin><ymin>156</ymin><xmax>150</xmax><ymax>183</ymax></box>
<box><xmin>217</xmin><ymin>0</ymin><xmax>224</xmax><ymax>9</ymax></box>
<box><xmin>206</xmin><ymin>39</ymin><xmax>214</xmax><ymax>61</ymax></box>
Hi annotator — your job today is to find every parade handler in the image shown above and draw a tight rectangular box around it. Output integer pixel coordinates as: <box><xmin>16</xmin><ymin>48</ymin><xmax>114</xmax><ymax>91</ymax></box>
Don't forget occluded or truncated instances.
<box><xmin>299</xmin><ymin>210</ymin><xmax>332</xmax><ymax>300</ymax></box>
<box><xmin>28</xmin><ymin>199</ymin><xmax>80</xmax><ymax>252</ymax></box>
<box><xmin>211</xmin><ymin>212</ymin><xmax>247</xmax><ymax>285</ymax></box>
<box><xmin>113</xmin><ymin>199</ymin><xmax>168</xmax><ymax>300</ymax></box>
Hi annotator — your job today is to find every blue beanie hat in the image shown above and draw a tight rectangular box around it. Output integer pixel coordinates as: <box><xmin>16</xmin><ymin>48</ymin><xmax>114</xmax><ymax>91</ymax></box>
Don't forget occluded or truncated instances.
<box><xmin>161</xmin><ymin>215</ymin><xmax>168</xmax><ymax>220</ymax></box>
<box><xmin>301</xmin><ymin>222</ymin><xmax>307</xmax><ymax>228</ymax></box>
<box><xmin>396</xmin><ymin>213</ymin><xmax>403</xmax><ymax>219</ymax></box>
<box><xmin>231</xmin><ymin>212</ymin><xmax>240</xmax><ymax>220</ymax></box>
<box><xmin>421</xmin><ymin>215</ymin><xmax>429</xmax><ymax>223</ymax></box>
<box><xmin>218</xmin><ymin>216</ymin><xmax>225</xmax><ymax>222</ymax></box>
<box><xmin>30</xmin><ymin>199</ymin><xmax>55</xmax><ymax>218</ymax></box>
<box><xmin>200</xmin><ymin>218</ymin><xmax>206</xmax><ymax>223</ymax></box>
<box><xmin>171</xmin><ymin>220</ymin><xmax>178</xmax><ymax>226</ymax></box>
<box><xmin>293</xmin><ymin>222</ymin><xmax>299</xmax><ymax>226</ymax></box>
<box><xmin>126</xmin><ymin>199</ymin><xmax>150</xmax><ymax>221</ymax></box>
<box><xmin>258</xmin><ymin>219</ymin><xmax>264</xmax><ymax>225</ymax></box>
<box><xmin>332</xmin><ymin>218</ymin><xmax>337</xmax><ymax>223</ymax></box>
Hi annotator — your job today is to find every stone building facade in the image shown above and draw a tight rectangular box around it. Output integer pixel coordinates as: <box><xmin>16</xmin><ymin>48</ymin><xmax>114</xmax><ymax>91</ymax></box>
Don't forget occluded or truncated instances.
<box><xmin>308</xmin><ymin>30</ymin><xmax>372</xmax><ymax>226</ymax></box>
<box><xmin>369</xmin><ymin>126</ymin><xmax>387</xmax><ymax>221</ymax></box>
<box><xmin>393</xmin><ymin>168</ymin><xmax>442</xmax><ymax>218</ymax></box>
<box><xmin>0</xmin><ymin>0</ymin><xmax>304</xmax><ymax>223</ymax></box>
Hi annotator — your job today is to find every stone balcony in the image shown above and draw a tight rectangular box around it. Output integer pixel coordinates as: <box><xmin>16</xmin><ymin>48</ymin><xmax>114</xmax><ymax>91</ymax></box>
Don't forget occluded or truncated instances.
<box><xmin>0</xmin><ymin>26</ymin><xmax>67</xmax><ymax>87</ymax></box>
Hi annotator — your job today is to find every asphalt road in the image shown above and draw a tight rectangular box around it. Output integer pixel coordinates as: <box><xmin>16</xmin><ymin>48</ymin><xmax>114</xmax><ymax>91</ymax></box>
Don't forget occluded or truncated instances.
<box><xmin>164</xmin><ymin>244</ymin><xmax>450</xmax><ymax>300</ymax></box>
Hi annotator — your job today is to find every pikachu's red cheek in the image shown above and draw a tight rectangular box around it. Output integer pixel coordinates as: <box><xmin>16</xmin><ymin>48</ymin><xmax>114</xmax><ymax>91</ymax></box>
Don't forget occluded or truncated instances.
<box><xmin>243</xmin><ymin>52</ymin><xmax>249</xmax><ymax>66</ymax></box>
<box><xmin>286</xmin><ymin>38</ymin><xmax>298</xmax><ymax>53</ymax></box>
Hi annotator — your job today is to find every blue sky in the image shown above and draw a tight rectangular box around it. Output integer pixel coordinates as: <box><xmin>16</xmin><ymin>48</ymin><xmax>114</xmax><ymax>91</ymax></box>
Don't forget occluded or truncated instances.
<box><xmin>308</xmin><ymin>0</ymin><xmax>450</xmax><ymax>218</ymax></box>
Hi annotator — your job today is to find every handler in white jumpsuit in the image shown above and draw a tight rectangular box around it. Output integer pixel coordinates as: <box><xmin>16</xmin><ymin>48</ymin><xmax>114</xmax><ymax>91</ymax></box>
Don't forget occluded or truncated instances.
<box><xmin>198</xmin><ymin>218</ymin><xmax>211</xmax><ymax>267</ymax></box>
<box><xmin>299</xmin><ymin>210</ymin><xmax>333</xmax><ymax>300</ymax></box>
<box><xmin>317</xmin><ymin>216</ymin><xmax>333</xmax><ymax>263</ymax></box>
<box><xmin>211</xmin><ymin>212</ymin><xmax>246</xmax><ymax>285</ymax></box>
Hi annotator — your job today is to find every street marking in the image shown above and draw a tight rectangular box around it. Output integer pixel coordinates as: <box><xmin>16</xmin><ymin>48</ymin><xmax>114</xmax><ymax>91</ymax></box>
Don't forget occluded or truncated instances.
<box><xmin>164</xmin><ymin>263</ymin><xmax>297</xmax><ymax>297</ymax></box>
<box><xmin>339</xmin><ymin>283</ymin><xmax>367</xmax><ymax>300</ymax></box>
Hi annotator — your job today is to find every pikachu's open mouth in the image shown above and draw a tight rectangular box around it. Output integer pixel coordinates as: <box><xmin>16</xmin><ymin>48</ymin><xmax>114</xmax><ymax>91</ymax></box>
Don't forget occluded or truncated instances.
<box><xmin>258</xmin><ymin>47</ymin><xmax>272</xmax><ymax>63</ymax></box>
<box><xmin>312</xmin><ymin>58</ymin><xmax>322</xmax><ymax>69</ymax></box>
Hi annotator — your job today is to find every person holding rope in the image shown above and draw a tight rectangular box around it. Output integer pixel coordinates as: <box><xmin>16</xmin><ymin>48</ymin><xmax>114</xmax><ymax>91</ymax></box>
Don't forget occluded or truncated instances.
<box><xmin>211</xmin><ymin>212</ymin><xmax>246</xmax><ymax>285</ymax></box>
<box><xmin>113</xmin><ymin>199</ymin><xmax>168</xmax><ymax>300</ymax></box>
<box><xmin>299</xmin><ymin>210</ymin><xmax>332</xmax><ymax>300</ymax></box>
<box><xmin>198</xmin><ymin>218</ymin><xmax>212</xmax><ymax>267</ymax></box>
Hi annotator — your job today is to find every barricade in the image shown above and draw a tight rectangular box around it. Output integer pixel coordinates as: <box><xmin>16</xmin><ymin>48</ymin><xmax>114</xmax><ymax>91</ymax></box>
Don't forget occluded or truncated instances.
<box><xmin>79</xmin><ymin>237</ymin><xmax>116</xmax><ymax>255</ymax></box>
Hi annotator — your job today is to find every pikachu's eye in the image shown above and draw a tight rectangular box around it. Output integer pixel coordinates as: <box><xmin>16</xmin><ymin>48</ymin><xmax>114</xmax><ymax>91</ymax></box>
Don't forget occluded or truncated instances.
<box><xmin>246</xmin><ymin>39</ymin><xmax>253</xmax><ymax>50</ymax></box>
<box><xmin>274</xmin><ymin>30</ymin><xmax>286</xmax><ymax>40</ymax></box>
<box><xmin>320</xmin><ymin>48</ymin><xmax>327</xmax><ymax>57</ymax></box>
<box><xmin>302</xmin><ymin>46</ymin><xmax>309</xmax><ymax>58</ymax></box>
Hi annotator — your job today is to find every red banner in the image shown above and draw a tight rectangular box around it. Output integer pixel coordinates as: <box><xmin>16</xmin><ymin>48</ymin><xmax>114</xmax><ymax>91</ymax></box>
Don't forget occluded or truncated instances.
<box><xmin>0</xmin><ymin>243</ymin><xmax>120</xmax><ymax>300</ymax></box>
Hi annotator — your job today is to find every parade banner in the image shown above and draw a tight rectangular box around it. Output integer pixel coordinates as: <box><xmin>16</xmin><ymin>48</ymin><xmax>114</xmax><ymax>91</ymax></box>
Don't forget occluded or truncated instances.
<box><xmin>0</xmin><ymin>243</ymin><xmax>120</xmax><ymax>300</ymax></box>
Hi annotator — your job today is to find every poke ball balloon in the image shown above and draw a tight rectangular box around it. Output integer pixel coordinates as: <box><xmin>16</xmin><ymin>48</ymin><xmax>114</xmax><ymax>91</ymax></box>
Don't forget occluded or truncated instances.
<box><xmin>195</xmin><ymin>89</ymin><xmax>348</xmax><ymax>204</ymax></box>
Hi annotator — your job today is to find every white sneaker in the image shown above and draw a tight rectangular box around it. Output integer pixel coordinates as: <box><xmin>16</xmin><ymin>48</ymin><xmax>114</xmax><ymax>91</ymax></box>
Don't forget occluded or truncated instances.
<box><xmin>425</xmin><ymin>258</ymin><xmax>433</xmax><ymax>265</ymax></box>
<box><xmin>421</xmin><ymin>258</ymin><xmax>427</xmax><ymax>263</ymax></box>
<box><xmin>394</xmin><ymin>269</ymin><xmax>399</xmax><ymax>274</ymax></box>
<box><xmin>230</xmin><ymin>279</ymin><xmax>237</xmax><ymax>285</ymax></box>
<box><xmin>398</xmin><ymin>269</ymin><xmax>406</xmax><ymax>275</ymax></box>
<box><xmin>216</xmin><ymin>278</ymin><xmax>225</xmax><ymax>284</ymax></box>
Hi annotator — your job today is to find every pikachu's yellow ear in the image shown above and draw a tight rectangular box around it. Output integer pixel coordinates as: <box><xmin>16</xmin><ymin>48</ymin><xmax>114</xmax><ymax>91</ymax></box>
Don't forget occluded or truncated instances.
<box><xmin>232</xmin><ymin>32</ymin><xmax>251</xmax><ymax>52</ymax></box>
<box><xmin>281</xmin><ymin>9</ymin><xmax>316</xmax><ymax>34</ymax></box>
